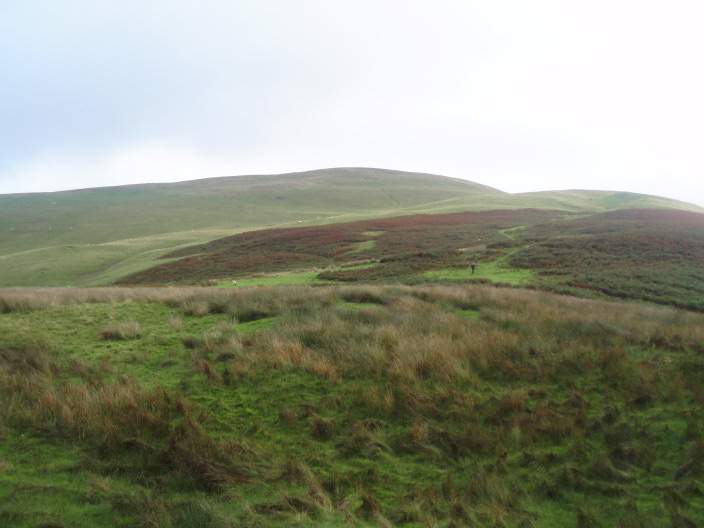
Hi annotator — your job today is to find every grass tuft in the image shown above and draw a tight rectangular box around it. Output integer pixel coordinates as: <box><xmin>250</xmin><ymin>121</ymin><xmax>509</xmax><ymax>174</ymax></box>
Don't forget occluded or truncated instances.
<box><xmin>99</xmin><ymin>319</ymin><xmax>141</xmax><ymax>340</ymax></box>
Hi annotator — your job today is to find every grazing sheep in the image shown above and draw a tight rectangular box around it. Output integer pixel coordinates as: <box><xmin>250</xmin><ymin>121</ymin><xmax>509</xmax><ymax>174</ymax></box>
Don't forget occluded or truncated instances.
<box><xmin>232</xmin><ymin>280</ymin><xmax>237</xmax><ymax>287</ymax></box>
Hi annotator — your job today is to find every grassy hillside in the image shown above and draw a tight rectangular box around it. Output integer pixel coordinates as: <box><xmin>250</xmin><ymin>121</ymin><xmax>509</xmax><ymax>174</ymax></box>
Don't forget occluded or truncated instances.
<box><xmin>507</xmin><ymin>189</ymin><xmax>701</xmax><ymax>213</ymax></box>
<box><xmin>1</xmin><ymin>168</ymin><xmax>701</xmax><ymax>287</ymax></box>
<box><xmin>1</xmin><ymin>285</ymin><xmax>703</xmax><ymax>527</ymax></box>
<box><xmin>0</xmin><ymin>168</ymin><xmax>502</xmax><ymax>254</ymax></box>
<box><xmin>117</xmin><ymin>207</ymin><xmax>704</xmax><ymax>312</ymax></box>
<box><xmin>0</xmin><ymin>168</ymin><xmax>501</xmax><ymax>287</ymax></box>
<box><xmin>118</xmin><ymin>209</ymin><xmax>560</xmax><ymax>285</ymax></box>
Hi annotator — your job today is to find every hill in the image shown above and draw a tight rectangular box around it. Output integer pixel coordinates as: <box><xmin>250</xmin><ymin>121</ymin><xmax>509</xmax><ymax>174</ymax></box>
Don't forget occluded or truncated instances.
<box><xmin>0</xmin><ymin>167</ymin><xmax>701</xmax><ymax>287</ymax></box>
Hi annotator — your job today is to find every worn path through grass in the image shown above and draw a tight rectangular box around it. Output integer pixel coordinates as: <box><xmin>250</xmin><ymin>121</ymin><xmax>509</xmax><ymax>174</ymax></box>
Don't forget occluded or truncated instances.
<box><xmin>423</xmin><ymin>247</ymin><xmax>534</xmax><ymax>285</ymax></box>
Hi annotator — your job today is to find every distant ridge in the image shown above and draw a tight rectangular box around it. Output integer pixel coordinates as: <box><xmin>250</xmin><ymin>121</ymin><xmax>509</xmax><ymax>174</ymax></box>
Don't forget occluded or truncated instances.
<box><xmin>1</xmin><ymin>167</ymin><xmax>702</xmax><ymax>287</ymax></box>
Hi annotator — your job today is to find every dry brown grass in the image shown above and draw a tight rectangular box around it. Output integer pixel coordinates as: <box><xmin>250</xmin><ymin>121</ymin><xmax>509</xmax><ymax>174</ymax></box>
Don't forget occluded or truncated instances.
<box><xmin>99</xmin><ymin>319</ymin><xmax>141</xmax><ymax>340</ymax></box>
<box><xmin>0</xmin><ymin>287</ymin><xmax>191</xmax><ymax>312</ymax></box>
<box><xmin>0</xmin><ymin>340</ymin><xmax>262</xmax><ymax>492</ymax></box>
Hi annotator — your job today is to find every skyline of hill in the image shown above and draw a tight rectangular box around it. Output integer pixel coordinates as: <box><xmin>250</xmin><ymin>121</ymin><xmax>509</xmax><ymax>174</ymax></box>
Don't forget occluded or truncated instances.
<box><xmin>2</xmin><ymin>167</ymin><xmax>702</xmax><ymax>209</ymax></box>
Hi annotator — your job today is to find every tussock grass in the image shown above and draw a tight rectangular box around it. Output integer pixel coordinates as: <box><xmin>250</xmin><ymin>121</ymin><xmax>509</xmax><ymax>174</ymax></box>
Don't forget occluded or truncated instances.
<box><xmin>99</xmin><ymin>319</ymin><xmax>141</xmax><ymax>340</ymax></box>
<box><xmin>0</xmin><ymin>354</ymin><xmax>262</xmax><ymax>499</ymax></box>
<box><xmin>0</xmin><ymin>286</ymin><xmax>220</xmax><ymax>312</ymax></box>
<box><xmin>1</xmin><ymin>284</ymin><xmax>704</xmax><ymax>526</ymax></box>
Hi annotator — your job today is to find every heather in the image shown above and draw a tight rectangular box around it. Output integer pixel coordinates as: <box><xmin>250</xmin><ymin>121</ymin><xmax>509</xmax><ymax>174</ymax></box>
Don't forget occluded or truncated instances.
<box><xmin>112</xmin><ymin>209</ymin><xmax>704</xmax><ymax>314</ymax></box>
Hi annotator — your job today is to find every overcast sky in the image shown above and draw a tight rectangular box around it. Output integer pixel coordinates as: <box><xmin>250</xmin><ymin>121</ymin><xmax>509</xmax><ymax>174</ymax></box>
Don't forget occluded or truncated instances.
<box><xmin>1</xmin><ymin>1</ymin><xmax>703</xmax><ymax>206</ymax></box>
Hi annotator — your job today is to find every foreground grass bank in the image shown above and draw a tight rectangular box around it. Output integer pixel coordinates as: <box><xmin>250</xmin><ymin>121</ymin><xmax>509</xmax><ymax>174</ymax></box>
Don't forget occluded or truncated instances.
<box><xmin>1</xmin><ymin>285</ymin><xmax>703</xmax><ymax>527</ymax></box>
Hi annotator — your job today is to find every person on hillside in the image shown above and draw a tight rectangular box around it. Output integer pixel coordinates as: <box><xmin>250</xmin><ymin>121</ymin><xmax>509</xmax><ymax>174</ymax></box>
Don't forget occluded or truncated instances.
<box><xmin>471</xmin><ymin>262</ymin><xmax>476</xmax><ymax>274</ymax></box>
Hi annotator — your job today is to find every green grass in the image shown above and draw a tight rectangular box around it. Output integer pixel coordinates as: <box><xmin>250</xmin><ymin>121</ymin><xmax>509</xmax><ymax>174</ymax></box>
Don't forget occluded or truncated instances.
<box><xmin>499</xmin><ymin>225</ymin><xmax>526</xmax><ymax>239</ymax></box>
<box><xmin>455</xmin><ymin>308</ymin><xmax>481</xmax><ymax>319</ymax></box>
<box><xmin>1</xmin><ymin>284</ymin><xmax>703</xmax><ymax>526</ymax></box>
<box><xmin>0</xmin><ymin>230</ymin><xmax>222</xmax><ymax>287</ymax></box>
<box><xmin>213</xmin><ymin>271</ymin><xmax>327</xmax><ymax>288</ymax></box>
<box><xmin>210</xmin><ymin>265</ymin><xmax>379</xmax><ymax>288</ymax></box>
<box><xmin>423</xmin><ymin>249</ymin><xmax>534</xmax><ymax>285</ymax></box>
<box><xmin>349</xmin><ymin>239</ymin><xmax>378</xmax><ymax>253</ymax></box>
<box><xmin>423</xmin><ymin>259</ymin><xmax>533</xmax><ymax>285</ymax></box>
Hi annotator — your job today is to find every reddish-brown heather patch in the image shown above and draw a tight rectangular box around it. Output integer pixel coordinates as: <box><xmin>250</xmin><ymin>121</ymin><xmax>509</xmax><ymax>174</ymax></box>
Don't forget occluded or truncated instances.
<box><xmin>119</xmin><ymin>209</ymin><xmax>558</xmax><ymax>284</ymax></box>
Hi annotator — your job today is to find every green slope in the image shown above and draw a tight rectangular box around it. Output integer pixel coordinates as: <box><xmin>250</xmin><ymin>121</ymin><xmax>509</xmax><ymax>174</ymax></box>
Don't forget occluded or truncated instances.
<box><xmin>513</xmin><ymin>189</ymin><xmax>702</xmax><ymax>212</ymax></box>
<box><xmin>0</xmin><ymin>168</ymin><xmax>502</xmax><ymax>254</ymax></box>
<box><xmin>0</xmin><ymin>167</ymin><xmax>701</xmax><ymax>287</ymax></box>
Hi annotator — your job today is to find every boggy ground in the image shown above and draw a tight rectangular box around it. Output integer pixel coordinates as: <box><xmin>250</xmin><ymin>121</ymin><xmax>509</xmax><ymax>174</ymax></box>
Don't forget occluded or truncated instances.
<box><xmin>1</xmin><ymin>285</ymin><xmax>703</xmax><ymax>527</ymax></box>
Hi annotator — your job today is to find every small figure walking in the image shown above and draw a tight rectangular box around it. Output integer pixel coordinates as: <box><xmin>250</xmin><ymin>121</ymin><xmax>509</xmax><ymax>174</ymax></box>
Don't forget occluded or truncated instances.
<box><xmin>471</xmin><ymin>262</ymin><xmax>476</xmax><ymax>275</ymax></box>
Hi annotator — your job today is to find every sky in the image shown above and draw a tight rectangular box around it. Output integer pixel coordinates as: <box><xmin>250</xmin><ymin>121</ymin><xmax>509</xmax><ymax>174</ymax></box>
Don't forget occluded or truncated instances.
<box><xmin>1</xmin><ymin>1</ymin><xmax>703</xmax><ymax>207</ymax></box>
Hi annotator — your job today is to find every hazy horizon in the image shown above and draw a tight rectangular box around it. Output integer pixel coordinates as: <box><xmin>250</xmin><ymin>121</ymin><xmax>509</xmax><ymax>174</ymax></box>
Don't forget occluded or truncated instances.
<box><xmin>2</xmin><ymin>2</ymin><xmax>703</xmax><ymax>207</ymax></box>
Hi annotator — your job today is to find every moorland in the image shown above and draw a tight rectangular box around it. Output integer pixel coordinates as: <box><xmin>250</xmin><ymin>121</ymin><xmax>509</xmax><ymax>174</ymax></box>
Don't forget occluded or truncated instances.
<box><xmin>1</xmin><ymin>168</ymin><xmax>704</xmax><ymax>527</ymax></box>
<box><xmin>118</xmin><ymin>207</ymin><xmax>704</xmax><ymax>312</ymax></box>
<box><xmin>1</xmin><ymin>168</ymin><xmax>701</xmax><ymax>288</ymax></box>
